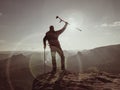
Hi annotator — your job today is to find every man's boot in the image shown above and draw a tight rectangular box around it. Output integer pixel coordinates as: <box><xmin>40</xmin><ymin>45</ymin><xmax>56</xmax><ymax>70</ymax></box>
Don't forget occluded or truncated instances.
<box><xmin>61</xmin><ymin>64</ymin><xmax>65</xmax><ymax>70</ymax></box>
<box><xmin>61</xmin><ymin>58</ymin><xmax>65</xmax><ymax>70</ymax></box>
<box><xmin>51</xmin><ymin>67</ymin><xmax>56</xmax><ymax>74</ymax></box>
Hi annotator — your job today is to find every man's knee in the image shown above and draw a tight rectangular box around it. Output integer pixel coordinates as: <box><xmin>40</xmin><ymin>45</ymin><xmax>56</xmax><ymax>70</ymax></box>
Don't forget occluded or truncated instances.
<box><xmin>58</xmin><ymin>50</ymin><xmax>64</xmax><ymax>57</ymax></box>
<box><xmin>51</xmin><ymin>52</ymin><xmax>55</xmax><ymax>57</ymax></box>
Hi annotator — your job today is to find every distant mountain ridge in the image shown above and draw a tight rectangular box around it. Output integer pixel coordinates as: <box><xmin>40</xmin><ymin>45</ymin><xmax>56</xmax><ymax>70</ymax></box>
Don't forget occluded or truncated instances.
<box><xmin>67</xmin><ymin>44</ymin><xmax>120</xmax><ymax>73</ymax></box>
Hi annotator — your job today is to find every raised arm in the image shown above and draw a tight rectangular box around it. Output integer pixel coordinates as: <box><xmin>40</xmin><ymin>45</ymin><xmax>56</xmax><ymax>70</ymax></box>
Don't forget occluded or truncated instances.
<box><xmin>56</xmin><ymin>22</ymin><xmax>68</xmax><ymax>35</ymax></box>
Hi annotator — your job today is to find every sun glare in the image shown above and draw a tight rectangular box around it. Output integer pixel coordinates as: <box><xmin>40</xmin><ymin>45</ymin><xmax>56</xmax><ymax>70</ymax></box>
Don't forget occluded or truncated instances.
<box><xmin>68</xmin><ymin>17</ymin><xmax>78</xmax><ymax>30</ymax></box>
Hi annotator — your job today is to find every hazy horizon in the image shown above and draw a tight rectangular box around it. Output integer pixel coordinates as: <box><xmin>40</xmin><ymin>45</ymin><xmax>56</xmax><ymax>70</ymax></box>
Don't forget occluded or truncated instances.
<box><xmin>0</xmin><ymin>0</ymin><xmax>120</xmax><ymax>51</ymax></box>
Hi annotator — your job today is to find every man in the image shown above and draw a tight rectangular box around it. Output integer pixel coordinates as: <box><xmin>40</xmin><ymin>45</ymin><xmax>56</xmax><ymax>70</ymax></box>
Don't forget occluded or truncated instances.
<box><xmin>43</xmin><ymin>22</ymin><xmax>68</xmax><ymax>72</ymax></box>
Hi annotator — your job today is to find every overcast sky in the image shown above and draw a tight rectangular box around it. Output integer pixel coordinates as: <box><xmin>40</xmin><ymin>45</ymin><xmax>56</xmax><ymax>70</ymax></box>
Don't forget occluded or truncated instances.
<box><xmin>0</xmin><ymin>0</ymin><xmax>120</xmax><ymax>51</ymax></box>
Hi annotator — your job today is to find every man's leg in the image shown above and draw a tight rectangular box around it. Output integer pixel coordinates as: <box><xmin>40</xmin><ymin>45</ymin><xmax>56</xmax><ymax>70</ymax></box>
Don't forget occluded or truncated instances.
<box><xmin>57</xmin><ymin>47</ymin><xmax>65</xmax><ymax>70</ymax></box>
<box><xmin>51</xmin><ymin>47</ymin><xmax>57</xmax><ymax>71</ymax></box>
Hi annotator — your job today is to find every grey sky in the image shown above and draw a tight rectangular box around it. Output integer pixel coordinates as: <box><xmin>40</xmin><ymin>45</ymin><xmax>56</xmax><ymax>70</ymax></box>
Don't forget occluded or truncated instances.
<box><xmin>0</xmin><ymin>0</ymin><xmax>120</xmax><ymax>51</ymax></box>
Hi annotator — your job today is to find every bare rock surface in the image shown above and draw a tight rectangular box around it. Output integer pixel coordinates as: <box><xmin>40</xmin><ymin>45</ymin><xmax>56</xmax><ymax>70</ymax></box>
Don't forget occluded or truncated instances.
<box><xmin>32</xmin><ymin>71</ymin><xmax>120</xmax><ymax>90</ymax></box>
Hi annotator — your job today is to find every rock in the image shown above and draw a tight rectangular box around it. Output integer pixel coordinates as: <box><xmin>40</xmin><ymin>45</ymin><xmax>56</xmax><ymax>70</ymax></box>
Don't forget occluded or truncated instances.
<box><xmin>95</xmin><ymin>76</ymin><xmax>112</xmax><ymax>83</ymax></box>
<box><xmin>32</xmin><ymin>71</ymin><xmax>120</xmax><ymax>90</ymax></box>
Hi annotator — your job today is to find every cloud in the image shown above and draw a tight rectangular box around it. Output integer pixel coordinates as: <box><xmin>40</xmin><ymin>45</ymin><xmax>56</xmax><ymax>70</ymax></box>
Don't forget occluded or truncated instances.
<box><xmin>101</xmin><ymin>21</ymin><xmax>120</xmax><ymax>27</ymax></box>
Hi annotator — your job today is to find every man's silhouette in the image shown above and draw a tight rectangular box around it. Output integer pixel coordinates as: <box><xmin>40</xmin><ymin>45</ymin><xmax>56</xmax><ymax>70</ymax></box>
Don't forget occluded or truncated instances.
<box><xmin>43</xmin><ymin>22</ymin><xmax>68</xmax><ymax>72</ymax></box>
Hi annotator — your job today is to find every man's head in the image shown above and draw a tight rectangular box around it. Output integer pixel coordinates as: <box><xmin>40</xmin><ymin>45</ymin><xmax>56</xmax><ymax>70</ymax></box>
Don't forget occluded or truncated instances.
<box><xmin>49</xmin><ymin>25</ymin><xmax>54</xmax><ymax>31</ymax></box>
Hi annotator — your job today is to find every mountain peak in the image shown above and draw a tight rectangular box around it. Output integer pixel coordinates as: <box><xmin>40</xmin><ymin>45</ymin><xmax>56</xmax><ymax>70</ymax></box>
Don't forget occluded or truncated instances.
<box><xmin>32</xmin><ymin>70</ymin><xmax>120</xmax><ymax>90</ymax></box>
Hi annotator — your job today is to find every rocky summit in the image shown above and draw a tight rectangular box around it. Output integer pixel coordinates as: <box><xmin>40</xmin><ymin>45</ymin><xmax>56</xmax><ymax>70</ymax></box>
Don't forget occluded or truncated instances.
<box><xmin>32</xmin><ymin>71</ymin><xmax>120</xmax><ymax>90</ymax></box>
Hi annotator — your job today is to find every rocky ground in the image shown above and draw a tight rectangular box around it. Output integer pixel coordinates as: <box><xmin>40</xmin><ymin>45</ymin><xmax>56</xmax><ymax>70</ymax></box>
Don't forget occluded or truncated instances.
<box><xmin>32</xmin><ymin>71</ymin><xmax>120</xmax><ymax>90</ymax></box>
